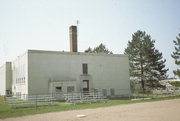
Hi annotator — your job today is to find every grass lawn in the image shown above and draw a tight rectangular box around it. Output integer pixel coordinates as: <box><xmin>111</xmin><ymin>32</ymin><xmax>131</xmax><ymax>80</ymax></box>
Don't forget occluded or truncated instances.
<box><xmin>0</xmin><ymin>95</ymin><xmax>180</xmax><ymax>119</ymax></box>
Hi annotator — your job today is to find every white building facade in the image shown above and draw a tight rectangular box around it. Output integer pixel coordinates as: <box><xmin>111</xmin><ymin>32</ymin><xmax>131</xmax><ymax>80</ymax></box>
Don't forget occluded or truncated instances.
<box><xmin>0</xmin><ymin>50</ymin><xmax>130</xmax><ymax>99</ymax></box>
<box><xmin>0</xmin><ymin>62</ymin><xmax>12</xmax><ymax>95</ymax></box>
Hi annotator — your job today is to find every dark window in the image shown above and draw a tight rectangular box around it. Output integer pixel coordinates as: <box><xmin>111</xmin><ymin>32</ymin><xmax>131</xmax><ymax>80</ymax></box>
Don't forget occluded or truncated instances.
<box><xmin>110</xmin><ymin>88</ymin><xmax>115</xmax><ymax>96</ymax></box>
<box><xmin>102</xmin><ymin>89</ymin><xmax>107</xmax><ymax>96</ymax></box>
<box><xmin>82</xmin><ymin>63</ymin><xmax>88</xmax><ymax>74</ymax></box>
<box><xmin>56</xmin><ymin>87</ymin><xmax>62</xmax><ymax>92</ymax></box>
<box><xmin>67</xmin><ymin>86</ymin><xmax>75</xmax><ymax>93</ymax></box>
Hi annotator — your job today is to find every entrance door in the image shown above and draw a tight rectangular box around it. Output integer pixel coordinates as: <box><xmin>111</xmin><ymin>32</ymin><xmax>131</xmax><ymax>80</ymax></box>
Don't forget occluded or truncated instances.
<box><xmin>82</xmin><ymin>80</ymin><xmax>89</xmax><ymax>92</ymax></box>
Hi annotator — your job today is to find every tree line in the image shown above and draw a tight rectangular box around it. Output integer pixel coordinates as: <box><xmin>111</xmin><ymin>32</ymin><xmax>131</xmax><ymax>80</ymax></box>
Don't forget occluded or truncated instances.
<box><xmin>84</xmin><ymin>30</ymin><xmax>180</xmax><ymax>90</ymax></box>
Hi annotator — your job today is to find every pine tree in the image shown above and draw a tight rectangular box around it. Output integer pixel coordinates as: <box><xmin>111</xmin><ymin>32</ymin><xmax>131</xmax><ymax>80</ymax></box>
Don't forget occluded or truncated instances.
<box><xmin>124</xmin><ymin>30</ymin><xmax>168</xmax><ymax>90</ymax></box>
<box><xmin>84</xmin><ymin>43</ymin><xmax>113</xmax><ymax>54</ymax></box>
<box><xmin>84</xmin><ymin>47</ymin><xmax>93</xmax><ymax>53</ymax></box>
<box><xmin>143</xmin><ymin>36</ymin><xmax>168</xmax><ymax>87</ymax></box>
<box><xmin>171</xmin><ymin>33</ymin><xmax>180</xmax><ymax>78</ymax></box>
<box><xmin>125</xmin><ymin>31</ymin><xmax>146</xmax><ymax>91</ymax></box>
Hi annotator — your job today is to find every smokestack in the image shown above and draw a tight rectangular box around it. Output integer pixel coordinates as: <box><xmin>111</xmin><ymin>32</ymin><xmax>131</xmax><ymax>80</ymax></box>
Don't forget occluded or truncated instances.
<box><xmin>69</xmin><ymin>25</ymin><xmax>77</xmax><ymax>52</ymax></box>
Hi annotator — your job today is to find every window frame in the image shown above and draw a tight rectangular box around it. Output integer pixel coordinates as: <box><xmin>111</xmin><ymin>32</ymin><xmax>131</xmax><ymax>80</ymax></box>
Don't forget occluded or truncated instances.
<box><xmin>82</xmin><ymin>63</ymin><xmax>88</xmax><ymax>74</ymax></box>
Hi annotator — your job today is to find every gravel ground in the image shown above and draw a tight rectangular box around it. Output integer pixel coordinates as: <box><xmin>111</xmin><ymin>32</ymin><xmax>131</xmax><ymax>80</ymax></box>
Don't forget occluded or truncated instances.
<box><xmin>1</xmin><ymin>99</ymin><xmax>180</xmax><ymax>121</ymax></box>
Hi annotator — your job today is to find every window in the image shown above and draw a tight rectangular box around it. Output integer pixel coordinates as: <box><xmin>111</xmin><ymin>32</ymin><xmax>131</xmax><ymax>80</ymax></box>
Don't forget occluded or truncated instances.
<box><xmin>110</xmin><ymin>88</ymin><xmax>115</xmax><ymax>96</ymax></box>
<box><xmin>67</xmin><ymin>86</ymin><xmax>75</xmax><ymax>93</ymax></box>
<box><xmin>82</xmin><ymin>63</ymin><xmax>88</xmax><ymax>74</ymax></box>
<box><xmin>16</xmin><ymin>92</ymin><xmax>21</xmax><ymax>96</ymax></box>
<box><xmin>55</xmin><ymin>87</ymin><xmax>62</xmax><ymax>92</ymax></box>
<box><xmin>102</xmin><ymin>89</ymin><xmax>107</xmax><ymax>96</ymax></box>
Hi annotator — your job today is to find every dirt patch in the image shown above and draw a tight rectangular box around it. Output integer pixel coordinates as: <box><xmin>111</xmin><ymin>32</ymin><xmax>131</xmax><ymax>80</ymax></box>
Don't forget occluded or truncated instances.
<box><xmin>1</xmin><ymin>99</ymin><xmax>180</xmax><ymax>121</ymax></box>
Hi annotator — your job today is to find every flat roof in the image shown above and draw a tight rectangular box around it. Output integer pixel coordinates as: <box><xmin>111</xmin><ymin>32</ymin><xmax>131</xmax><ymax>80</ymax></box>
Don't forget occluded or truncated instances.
<box><xmin>27</xmin><ymin>49</ymin><xmax>128</xmax><ymax>57</ymax></box>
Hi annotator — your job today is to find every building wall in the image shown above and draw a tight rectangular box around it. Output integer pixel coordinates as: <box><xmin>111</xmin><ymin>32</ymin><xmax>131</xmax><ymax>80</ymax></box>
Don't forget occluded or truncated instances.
<box><xmin>0</xmin><ymin>64</ymin><xmax>6</xmax><ymax>95</ymax></box>
<box><xmin>0</xmin><ymin>62</ymin><xmax>12</xmax><ymax>95</ymax></box>
<box><xmin>11</xmin><ymin>52</ymin><xmax>28</xmax><ymax>96</ymax></box>
<box><xmin>28</xmin><ymin>50</ymin><xmax>130</xmax><ymax>96</ymax></box>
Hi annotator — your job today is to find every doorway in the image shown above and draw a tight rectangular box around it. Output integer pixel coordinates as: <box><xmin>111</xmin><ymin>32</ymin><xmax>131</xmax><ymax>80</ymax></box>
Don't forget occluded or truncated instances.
<box><xmin>82</xmin><ymin>80</ymin><xmax>89</xmax><ymax>92</ymax></box>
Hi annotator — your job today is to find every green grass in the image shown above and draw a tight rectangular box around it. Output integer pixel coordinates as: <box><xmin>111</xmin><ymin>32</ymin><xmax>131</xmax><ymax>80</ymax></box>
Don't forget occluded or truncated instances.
<box><xmin>0</xmin><ymin>95</ymin><xmax>180</xmax><ymax>119</ymax></box>
<box><xmin>0</xmin><ymin>96</ymin><xmax>6</xmax><ymax>102</ymax></box>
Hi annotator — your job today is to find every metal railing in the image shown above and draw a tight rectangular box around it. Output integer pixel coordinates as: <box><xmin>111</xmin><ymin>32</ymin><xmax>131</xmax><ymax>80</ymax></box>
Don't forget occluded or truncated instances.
<box><xmin>6</xmin><ymin>94</ymin><xmax>56</xmax><ymax>108</ymax></box>
<box><xmin>64</xmin><ymin>91</ymin><xmax>107</xmax><ymax>104</ymax></box>
<box><xmin>2</xmin><ymin>88</ymin><xmax>180</xmax><ymax>107</ymax></box>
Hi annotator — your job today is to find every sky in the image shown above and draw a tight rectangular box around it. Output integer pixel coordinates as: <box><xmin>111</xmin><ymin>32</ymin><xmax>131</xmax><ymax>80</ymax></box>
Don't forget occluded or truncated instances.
<box><xmin>0</xmin><ymin>0</ymin><xmax>179</xmax><ymax>78</ymax></box>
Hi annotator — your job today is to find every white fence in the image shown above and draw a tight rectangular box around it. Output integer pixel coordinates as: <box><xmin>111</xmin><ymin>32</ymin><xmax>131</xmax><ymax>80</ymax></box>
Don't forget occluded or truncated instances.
<box><xmin>7</xmin><ymin>94</ymin><xmax>56</xmax><ymax>108</ymax></box>
<box><xmin>153</xmin><ymin>88</ymin><xmax>180</xmax><ymax>95</ymax></box>
<box><xmin>64</xmin><ymin>91</ymin><xmax>107</xmax><ymax>104</ymax></box>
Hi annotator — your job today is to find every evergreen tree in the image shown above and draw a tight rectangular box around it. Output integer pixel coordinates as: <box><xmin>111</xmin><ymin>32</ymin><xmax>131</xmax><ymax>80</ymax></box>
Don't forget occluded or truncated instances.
<box><xmin>171</xmin><ymin>33</ymin><xmax>180</xmax><ymax>78</ymax></box>
<box><xmin>84</xmin><ymin>43</ymin><xmax>113</xmax><ymax>54</ymax></box>
<box><xmin>143</xmin><ymin>35</ymin><xmax>168</xmax><ymax>87</ymax></box>
<box><xmin>125</xmin><ymin>31</ymin><xmax>146</xmax><ymax>91</ymax></box>
<box><xmin>124</xmin><ymin>30</ymin><xmax>168</xmax><ymax>90</ymax></box>
<box><xmin>84</xmin><ymin>47</ymin><xmax>93</xmax><ymax>53</ymax></box>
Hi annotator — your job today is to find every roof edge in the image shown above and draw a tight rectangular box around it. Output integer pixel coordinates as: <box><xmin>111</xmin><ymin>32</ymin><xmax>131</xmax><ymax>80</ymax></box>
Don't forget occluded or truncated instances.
<box><xmin>27</xmin><ymin>49</ymin><xmax>128</xmax><ymax>57</ymax></box>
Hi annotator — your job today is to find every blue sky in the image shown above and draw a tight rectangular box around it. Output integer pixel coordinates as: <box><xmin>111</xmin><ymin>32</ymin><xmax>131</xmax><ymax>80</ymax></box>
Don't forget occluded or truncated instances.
<box><xmin>0</xmin><ymin>0</ymin><xmax>179</xmax><ymax>78</ymax></box>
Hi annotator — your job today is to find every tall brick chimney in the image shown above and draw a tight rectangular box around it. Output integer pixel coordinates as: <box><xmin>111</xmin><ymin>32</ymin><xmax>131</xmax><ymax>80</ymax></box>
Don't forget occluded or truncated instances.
<box><xmin>69</xmin><ymin>25</ymin><xmax>77</xmax><ymax>52</ymax></box>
